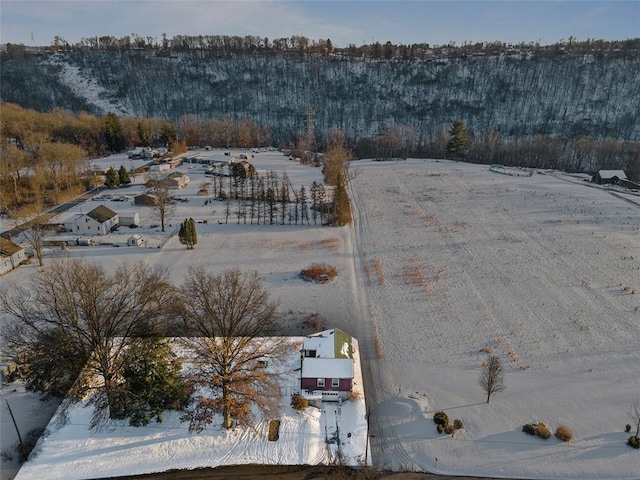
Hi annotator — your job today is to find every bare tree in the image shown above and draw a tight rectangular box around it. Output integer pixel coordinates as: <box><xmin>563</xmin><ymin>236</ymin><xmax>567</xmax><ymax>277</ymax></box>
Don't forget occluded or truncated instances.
<box><xmin>0</xmin><ymin>259</ymin><xmax>174</xmax><ymax>425</ymax></box>
<box><xmin>479</xmin><ymin>355</ymin><xmax>506</xmax><ymax>403</ymax></box>
<box><xmin>152</xmin><ymin>186</ymin><xmax>175</xmax><ymax>232</ymax></box>
<box><xmin>177</xmin><ymin>267</ymin><xmax>290</xmax><ymax>431</ymax></box>
<box><xmin>630</xmin><ymin>401</ymin><xmax>640</xmax><ymax>438</ymax></box>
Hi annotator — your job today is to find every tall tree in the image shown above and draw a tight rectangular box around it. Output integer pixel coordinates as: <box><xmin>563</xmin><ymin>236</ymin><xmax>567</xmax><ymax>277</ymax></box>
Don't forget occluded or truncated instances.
<box><xmin>479</xmin><ymin>355</ymin><xmax>506</xmax><ymax>403</ymax></box>
<box><xmin>104</xmin><ymin>166</ymin><xmax>119</xmax><ymax>188</ymax></box>
<box><xmin>118</xmin><ymin>165</ymin><xmax>131</xmax><ymax>186</ymax></box>
<box><xmin>120</xmin><ymin>333</ymin><xmax>191</xmax><ymax>426</ymax></box>
<box><xmin>0</xmin><ymin>259</ymin><xmax>174</xmax><ymax>426</ymax></box>
<box><xmin>104</xmin><ymin>113</ymin><xmax>126</xmax><ymax>153</ymax></box>
<box><xmin>446</xmin><ymin>120</ymin><xmax>471</xmax><ymax>159</ymax></box>
<box><xmin>178</xmin><ymin>217</ymin><xmax>197</xmax><ymax>249</ymax></box>
<box><xmin>177</xmin><ymin>268</ymin><xmax>288</xmax><ymax>431</ymax></box>
<box><xmin>152</xmin><ymin>186</ymin><xmax>174</xmax><ymax>232</ymax></box>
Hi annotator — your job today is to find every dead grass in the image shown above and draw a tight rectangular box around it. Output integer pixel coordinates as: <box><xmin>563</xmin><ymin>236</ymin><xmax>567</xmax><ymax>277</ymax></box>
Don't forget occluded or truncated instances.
<box><xmin>300</xmin><ymin>263</ymin><xmax>338</xmax><ymax>283</ymax></box>
<box><xmin>298</xmin><ymin>237</ymin><xmax>340</xmax><ymax>252</ymax></box>
<box><xmin>268</xmin><ymin>419</ymin><xmax>281</xmax><ymax>441</ymax></box>
<box><xmin>372</xmin><ymin>259</ymin><xmax>386</xmax><ymax>286</ymax></box>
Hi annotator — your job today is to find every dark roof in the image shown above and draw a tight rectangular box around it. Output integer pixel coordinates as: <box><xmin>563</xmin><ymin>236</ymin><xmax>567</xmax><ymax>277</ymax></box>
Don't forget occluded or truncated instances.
<box><xmin>167</xmin><ymin>171</ymin><xmax>185</xmax><ymax>179</ymax></box>
<box><xmin>0</xmin><ymin>237</ymin><xmax>24</xmax><ymax>257</ymax></box>
<box><xmin>87</xmin><ymin>205</ymin><xmax>117</xmax><ymax>223</ymax></box>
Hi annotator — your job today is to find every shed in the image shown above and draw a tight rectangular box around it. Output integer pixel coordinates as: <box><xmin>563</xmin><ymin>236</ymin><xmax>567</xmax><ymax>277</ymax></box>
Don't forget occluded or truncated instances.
<box><xmin>134</xmin><ymin>193</ymin><xmax>158</xmax><ymax>206</ymax></box>
<box><xmin>127</xmin><ymin>234</ymin><xmax>143</xmax><ymax>246</ymax></box>
<box><xmin>119</xmin><ymin>213</ymin><xmax>140</xmax><ymax>227</ymax></box>
<box><xmin>0</xmin><ymin>237</ymin><xmax>27</xmax><ymax>275</ymax></box>
<box><xmin>592</xmin><ymin>170</ymin><xmax>627</xmax><ymax>185</ymax></box>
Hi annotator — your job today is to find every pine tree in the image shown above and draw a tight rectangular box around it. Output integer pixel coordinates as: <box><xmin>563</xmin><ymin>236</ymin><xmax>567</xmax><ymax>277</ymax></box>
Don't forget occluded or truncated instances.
<box><xmin>179</xmin><ymin>217</ymin><xmax>197</xmax><ymax>249</ymax></box>
<box><xmin>104</xmin><ymin>166</ymin><xmax>119</xmax><ymax>188</ymax></box>
<box><xmin>118</xmin><ymin>165</ymin><xmax>131</xmax><ymax>186</ymax></box>
<box><xmin>104</xmin><ymin>113</ymin><xmax>126</xmax><ymax>153</ymax></box>
<box><xmin>120</xmin><ymin>333</ymin><xmax>190</xmax><ymax>426</ymax></box>
<box><xmin>446</xmin><ymin>120</ymin><xmax>471</xmax><ymax>159</ymax></box>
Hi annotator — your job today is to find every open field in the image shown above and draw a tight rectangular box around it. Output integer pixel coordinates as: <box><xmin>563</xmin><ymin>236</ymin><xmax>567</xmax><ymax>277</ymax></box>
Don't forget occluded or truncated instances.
<box><xmin>2</xmin><ymin>154</ymin><xmax>639</xmax><ymax>479</ymax></box>
<box><xmin>349</xmin><ymin>159</ymin><xmax>640</xmax><ymax>478</ymax></box>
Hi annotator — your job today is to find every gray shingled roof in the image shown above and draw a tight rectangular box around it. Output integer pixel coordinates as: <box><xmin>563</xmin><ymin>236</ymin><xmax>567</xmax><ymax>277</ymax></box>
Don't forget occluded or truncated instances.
<box><xmin>87</xmin><ymin>205</ymin><xmax>117</xmax><ymax>223</ymax></box>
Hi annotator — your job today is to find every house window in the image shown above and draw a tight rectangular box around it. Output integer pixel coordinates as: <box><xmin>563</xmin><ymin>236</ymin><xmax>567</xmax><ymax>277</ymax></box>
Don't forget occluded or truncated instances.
<box><xmin>305</xmin><ymin>350</ymin><xmax>317</xmax><ymax>358</ymax></box>
<box><xmin>331</xmin><ymin>378</ymin><xmax>340</xmax><ymax>387</ymax></box>
<box><xmin>316</xmin><ymin>378</ymin><xmax>325</xmax><ymax>387</ymax></box>
<box><xmin>257</xmin><ymin>360</ymin><xmax>268</xmax><ymax>369</ymax></box>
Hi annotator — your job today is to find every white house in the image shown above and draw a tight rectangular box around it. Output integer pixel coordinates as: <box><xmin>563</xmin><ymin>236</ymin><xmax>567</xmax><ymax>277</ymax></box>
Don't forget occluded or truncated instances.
<box><xmin>158</xmin><ymin>171</ymin><xmax>190</xmax><ymax>189</ymax></box>
<box><xmin>73</xmin><ymin>205</ymin><xmax>119</xmax><ymax>235</ymax></box>
<box><xmin>0</xmin><ymin>237</ymin><xmax>27</xmax><ymax>275</ymax></box>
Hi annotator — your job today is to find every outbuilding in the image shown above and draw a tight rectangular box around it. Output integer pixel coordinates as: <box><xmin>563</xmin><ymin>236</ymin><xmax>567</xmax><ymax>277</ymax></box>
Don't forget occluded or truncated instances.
<box><xmin>127</xmin><ymin>234</ymin><xmax>144</xmax><ymax>246</ymax></box>
<box><xmin>592</xmin><ymin>170</ymin><xmax>627</xmax><ymax>185</ymax></box>
<box><xmin>0</xmin><ymin>237</ymin><xmax>27</xmax><ymax>275</ymax></box>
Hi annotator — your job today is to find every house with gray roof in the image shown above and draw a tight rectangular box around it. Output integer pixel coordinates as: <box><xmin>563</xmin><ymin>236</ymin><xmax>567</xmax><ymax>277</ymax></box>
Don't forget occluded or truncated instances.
<box><xmin>72</xmin><ymin>204</ymin><xmax>119</xmax><ymax>235</ymax></box>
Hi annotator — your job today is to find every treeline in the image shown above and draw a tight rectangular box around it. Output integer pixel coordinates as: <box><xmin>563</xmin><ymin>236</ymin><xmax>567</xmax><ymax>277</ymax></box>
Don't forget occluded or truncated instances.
<box><xmin>358</xmin><ymin>124</ymin><xmax>640</xmax><ymax>181</ymax></box>
<box><xmin>1</xmin><ymin>104</ymin><xmax>638</xmax><ymax>219</ymax></box>
<box><xmin>5</xmin><ymin>34</ymin><xmax>639</xmax><ymax>61</ymax></box>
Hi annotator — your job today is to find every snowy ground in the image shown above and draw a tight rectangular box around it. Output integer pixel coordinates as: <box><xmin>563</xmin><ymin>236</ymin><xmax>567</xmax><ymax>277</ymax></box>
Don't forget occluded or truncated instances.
<box><xmin>1</xmin><ymin>154</ymin><xmax>639</xmax><ymax>479</ymax></box>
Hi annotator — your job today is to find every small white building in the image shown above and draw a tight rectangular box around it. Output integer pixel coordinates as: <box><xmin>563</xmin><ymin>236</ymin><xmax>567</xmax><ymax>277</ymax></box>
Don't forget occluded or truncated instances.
<box><xmin>0</xmin><ymin>237</ymin><xmax>27</xmax><ymax>275</ymax></box>
<box><xmin>73</xmin><ymin>205</ymin><xmax>119</xmax><ymax>235</ymax></box>
<box><xmin>119</xmin><ymin>213</ymin><xmax>140</xmax><ymax>227</ymax></box>
<box><xmin>127</xmin><ymin>234</ymin><xmax>143</xmax><ymax>246</ymax></box>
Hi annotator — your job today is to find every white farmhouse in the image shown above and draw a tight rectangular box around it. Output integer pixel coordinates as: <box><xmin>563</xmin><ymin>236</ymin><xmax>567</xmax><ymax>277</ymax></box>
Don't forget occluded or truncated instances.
<box><xmin>73</xmin><ymin>205</ymin><xmax>119</xmax><ymax>235</ymax></box>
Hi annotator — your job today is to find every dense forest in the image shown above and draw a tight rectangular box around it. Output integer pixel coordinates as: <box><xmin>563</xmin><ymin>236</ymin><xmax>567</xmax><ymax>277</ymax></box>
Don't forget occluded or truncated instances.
<box><xmin>1</xmin><ymin>35</ymin><xmax>639</xmax><ymax>218</ymax></box>
<box><xmin>2</xmin><ymin>36</ymin><xmax>639</xmax><ymax>145</ymax></box>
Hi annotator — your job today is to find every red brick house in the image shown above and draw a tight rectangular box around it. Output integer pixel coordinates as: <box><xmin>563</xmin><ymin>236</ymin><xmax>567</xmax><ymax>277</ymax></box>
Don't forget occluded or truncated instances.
<box><xmin>300</xmin><ymin>328</ymin><xmax>354</xmax><ymax>402</ymax></box>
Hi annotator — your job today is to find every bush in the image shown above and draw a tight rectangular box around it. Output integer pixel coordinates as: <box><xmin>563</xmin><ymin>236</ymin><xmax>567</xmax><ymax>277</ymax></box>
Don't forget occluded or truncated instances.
<box><xmin>522</xmin><ymin>423</ymin><xmax>535</xmax><ymax>435</ymax></box>
<box><xmin>453</xmin><ymin>419</ymin><xmax>464</xmax><ymax>430</ymax></box>
<box><xmin>300</xmin><ymin>263</ymin><xmax>338</xmax><ymax>284</ymax></box>
<box><xmin>433</xmin><ymin>411</ymin><xmax>449</xmax><ymax>426</ymax></box>
<box><xmin>535</xmin><ymin>423</ymin><xmax>552</xmax><ymax>439</ymax></box>
<box><xmin>554</xmin><ymin>425</ymin><xmax>573</xmax><ymax>442</ymax></box>
<box><xmin>436</xmin><ymin>424</ymin><xmax>444</xmax><ymax>434</ymax></box>
<box><xmin>291</xmin><ymin>394</ymin><xmax>308</xmax><ymax>411</ymax></box>
<box><xmin>625</xmin><ymin>424</ymin><xmax>632</xmax><ymax>433</ymax></box>
<box><xmin>444</xmin><ymin>424</ymin><xmax>455</xmax><ymax>435</ymax></box>
<box><xmin>628</xmin><ymin>436</ymin><xmax>639</xmax><ymax>449</ymax></box>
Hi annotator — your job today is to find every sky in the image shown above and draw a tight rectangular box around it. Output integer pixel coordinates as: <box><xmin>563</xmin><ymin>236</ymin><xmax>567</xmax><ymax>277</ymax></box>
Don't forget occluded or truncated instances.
<box><xmin>0</xmin><ymin>0</ymin><xmax>639</xmax><ymax>48</ymax></box>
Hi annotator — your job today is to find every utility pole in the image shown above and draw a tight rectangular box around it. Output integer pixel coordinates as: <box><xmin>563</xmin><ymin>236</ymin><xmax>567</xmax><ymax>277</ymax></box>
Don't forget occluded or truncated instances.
<box><xmin>305</xmin><ymin>105</ymin><xmax>316</xmax><ymax>162</ymax></box>
<box><xmin>5</xmin><ymin>399</ymin><xmax>24</xmax><ymax>456</ymax></box>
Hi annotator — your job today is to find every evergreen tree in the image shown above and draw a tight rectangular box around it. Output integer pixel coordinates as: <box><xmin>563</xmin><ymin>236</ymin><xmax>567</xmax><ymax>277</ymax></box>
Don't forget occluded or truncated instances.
<box><xmin>120</xmin><ymin>333</ymin><xmax>190</xmax><ymax>426</ymax></box>
<box><xmin>446</xmin><ymin>119</ymin><xmax>471</xmax><ymax>159</ymax></box>
<box><xmin>104</xmin><ymin>113</ymin><xmax>126</xmax><ymax>153</ymax></box>
<box><xmin>104</xmin><ymin>166</ymin><xmax>119</xmax><ymax>188</ymax></box>
<box><xmin>178</xmin><ymin>217</ymin><xmax>197</xmax><ymax>249</ymax></box>
<box><xmin>118</xmin><ymin>165</ymin><xmax>131</xmax><ymax>186</ymax></box>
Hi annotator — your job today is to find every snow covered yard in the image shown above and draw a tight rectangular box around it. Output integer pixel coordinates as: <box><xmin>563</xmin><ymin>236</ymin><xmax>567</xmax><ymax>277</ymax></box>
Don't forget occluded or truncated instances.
<box><xmin>13</xmin><ymin>340</ymin><xmax>367</xmax><ymax>480</ymax></box>
<box><xmin>2</xmin><ymin>154</ymin><xmax>639</xmax><ymax>479</ymax></box>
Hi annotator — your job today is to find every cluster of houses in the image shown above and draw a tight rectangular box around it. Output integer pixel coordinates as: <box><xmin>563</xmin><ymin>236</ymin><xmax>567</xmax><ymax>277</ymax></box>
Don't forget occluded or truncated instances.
<box><xmin>0</xmin><ymin>236</ymin><xmax>27</xmax><ymax>275</ymax></box>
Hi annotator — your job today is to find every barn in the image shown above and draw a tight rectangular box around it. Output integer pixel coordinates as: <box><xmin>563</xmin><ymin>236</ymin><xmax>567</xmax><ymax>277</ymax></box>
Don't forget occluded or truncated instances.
<box><xmin>591</xmin><ymin>170</ymin><xmax>627</xmax><ymax>185</ymax></box>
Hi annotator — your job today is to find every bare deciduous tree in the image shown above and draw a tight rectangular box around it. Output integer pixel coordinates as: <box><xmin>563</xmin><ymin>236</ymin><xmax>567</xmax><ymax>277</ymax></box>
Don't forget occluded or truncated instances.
<box><xmin>479</xmin><ymin>355</ymin><xmax>506</xmax><ymax>403</ymax></box>
<box><xmin>0</xmin><ymin>259</ymin><xmax>174</xmax><ymax>425</ymax></box>
<box><xmin>177</xmin><ymin>267</ymin><xmax>289</xmax><ymax>431</ymax></box>
<box><xmin>630</xmin><ymin>401</ymin><xmax>640</xmax><ymax>438</ymax></box>
<box><xmin>152</xmin><ymin>186</ymin><xmax>175</xmax><ymax>232</ymax></box>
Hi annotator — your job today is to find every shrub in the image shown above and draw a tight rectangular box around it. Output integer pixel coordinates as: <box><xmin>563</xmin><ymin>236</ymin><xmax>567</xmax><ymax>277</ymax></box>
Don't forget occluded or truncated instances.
<box><xmin>522</xmin><ymin>423</ymin><xmax>535</xmax><ymax>436</ymax></box>
<box><xmin>444</xmin><ymin>424</ymin><xmax>455</xmax><ymax>435</ymax></box>
<box><xmin>453</xmin><ymin>419</ymin><xmax>464</xmax><ymax>430</ymax></box>
<box><xmin>349</xmin><ymin>390</ymin><xmax>362</xmax><ymax>401</ymax></box>
<box><xmin>436</xmin><ymin>424</ymin><xmax>444</xmax><ymax>434</ymax></box>
<box><xmin>627</xmin><ymin>436</ymin><xmax>639</xmax><ymax>449</ymax></box>
<box><xmin>291</xmin><ymin>394</ymin><xmax>308</xmax><ymax>411</ymax></box>
<box><xmin>625</xmin><ymin>424</ymin><xmax>632</xmax><ymax>433</ymax></box>
<box><xmin>535</xmin><ymin>423</ymin><xmax>552</xmax><ymax>439</ymax></box>
<box><xmin>300</xmin><ymin>263</ymin><xmax>338</xmax><ymax>283</ymax></box>
<box><xmin>554</xmin><ymin>425</ymin><xmax>573</xmax><ymax>442</ymax></box>
<box><xmin>433</xmin><ymin>411</ymin><xmax>449</xmax><ymax>426</ymax></box>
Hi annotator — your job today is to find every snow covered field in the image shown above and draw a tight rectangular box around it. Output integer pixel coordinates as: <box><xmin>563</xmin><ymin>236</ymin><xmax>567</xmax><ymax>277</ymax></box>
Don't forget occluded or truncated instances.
<box><xmin>2</xmin><ymin>153</ymin><xmax>639</xmax><ymax>479</ymax></box>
